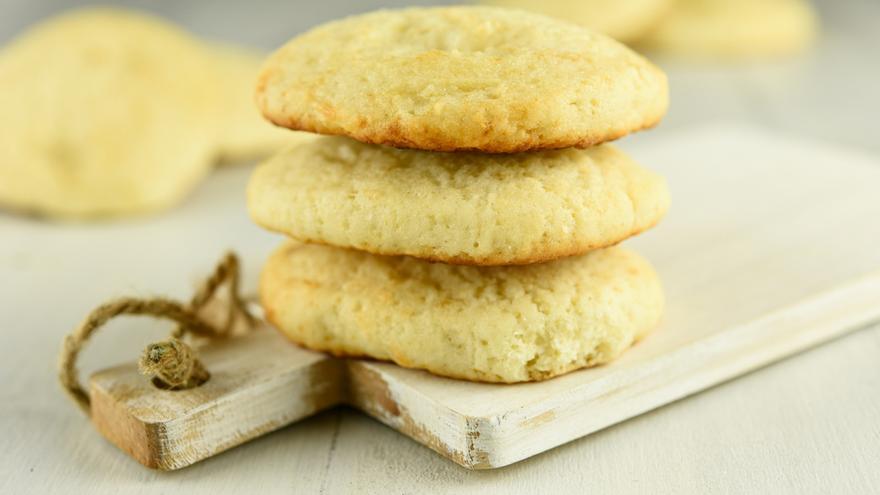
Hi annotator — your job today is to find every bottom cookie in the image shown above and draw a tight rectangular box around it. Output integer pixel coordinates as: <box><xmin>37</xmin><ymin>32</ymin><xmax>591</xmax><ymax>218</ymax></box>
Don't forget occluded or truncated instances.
<box><xmin>260</xmin><ymin>242</ymin><xmax>664</xmax><ymax>383</ymax></box>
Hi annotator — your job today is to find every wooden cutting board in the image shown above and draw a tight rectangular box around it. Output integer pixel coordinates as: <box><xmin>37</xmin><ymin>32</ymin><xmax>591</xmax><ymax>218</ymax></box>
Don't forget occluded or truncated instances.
<box><xmin>87</xmin><ymin>125</ymin><xmax>880</xmax><ymax>470</ymax></box>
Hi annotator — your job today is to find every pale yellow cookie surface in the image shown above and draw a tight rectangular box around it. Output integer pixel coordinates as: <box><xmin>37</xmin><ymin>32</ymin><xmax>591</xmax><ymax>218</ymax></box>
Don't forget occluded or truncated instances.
<box><xmin>256</xmin><ymin>7</ymin><xmax>668</xmax><ymax>152</ymax></box>
<box><xmin>483</xmin><ymin>0</ymin><xmax>673</xmax><ymax>43</ymax></box>
<box><xmin>0</xmin><ymin>8</ymin><xmax>217</xmax><ymax>218</ymax></box>
<box><xmin>261</xmin><ymin>243</ymin><xmax>664</xmax><ymax>383</ymax></box>
<box><xmin>641</xmin><ymin>0</ymin><xmax>818</xmax><ymax>58</ymax></box>
<box><xmin>209</xmin><ymin>44</ymin><xmax>313</xmax><ymax>163</ymax></box>
<box><xmin>247</xmin><ymin>137</ymin><xmax>669</xmax><ymax>265</ymax></box>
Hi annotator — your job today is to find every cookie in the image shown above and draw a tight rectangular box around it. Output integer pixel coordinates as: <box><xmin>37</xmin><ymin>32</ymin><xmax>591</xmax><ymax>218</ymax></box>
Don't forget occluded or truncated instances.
<box><xmin>0</xmin><ymin>8</ymin><xmax>217</xmax><ymax>218</ymax></box>
<box><xmin>210</xmin><ymin>44</ymin><xmax>313</xmax><ymax>163</ymax></box>
<box><xmin>256</xmin><ymin>7</ymin><xmax>668</xmax><ymax>153</ymax></box>
<box><xmin>248</xmin><ymin>137</ymin><xmax>669</xmax><ymax>265</ymax></box>
<box><xmin>261</xmin><ymin>242</ymin><xmax>663</xmax><ymax>383</ymax></box>
<box><xmin>482</xmin><ymin>0</ymin><xmax>673</xmax><ymax>43</ymax></box>
<box><xmin>641</xmin><ymin>0</ymin><xmax>818</xmax><ymax>59</ymax></box>
<box><xmin>248</xmin><ymin>136</ymin><xmax>668</xmax><ymax>265</ymax></box>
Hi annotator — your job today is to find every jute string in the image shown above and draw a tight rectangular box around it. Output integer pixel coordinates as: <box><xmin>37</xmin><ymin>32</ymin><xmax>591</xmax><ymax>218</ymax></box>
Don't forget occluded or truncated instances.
<box><xmin>58</xmin><ymin>252</ymin><xmax>256</xmax><ymax>415</ymax></box>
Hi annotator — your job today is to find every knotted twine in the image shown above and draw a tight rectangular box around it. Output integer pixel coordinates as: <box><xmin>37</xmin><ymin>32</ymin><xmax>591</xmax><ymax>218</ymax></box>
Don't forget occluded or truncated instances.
<box><xmin>58</xmin><ymin>252</ymin><xmax>256</xmax><ymax>415</ymax></box>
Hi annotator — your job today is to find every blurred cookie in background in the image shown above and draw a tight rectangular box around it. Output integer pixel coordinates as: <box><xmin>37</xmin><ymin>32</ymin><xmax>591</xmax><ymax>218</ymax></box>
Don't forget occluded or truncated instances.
<box><xmin>641</xmin><ymin>0</ymin><xmax>819</xmax><ymax>59</ymax></box>
<box><xmin>0</xmin><ymin>7</ymin><xmax>295</xmax><ymax>220</ymax></box>
<box><xmin>0</xmin><ymin>8</ymin><xmax>219</xmax><ymax>219</ymax></box>
<box><xmin>481</xmin><ymin>0</ymin><xmax>673</xmax><ymax>43</ymax></box>
<box><xmin>210</xmin><ymin>44</ymin><xmax>312</xmax><ymax>164</ymax></box>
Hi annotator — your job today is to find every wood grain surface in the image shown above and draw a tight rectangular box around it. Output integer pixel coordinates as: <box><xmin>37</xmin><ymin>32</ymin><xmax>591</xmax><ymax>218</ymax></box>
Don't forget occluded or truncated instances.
<box><xmin>89</xmin><ymin>329</ymin><xmax>342</xmax><ymax>469</ymax></box>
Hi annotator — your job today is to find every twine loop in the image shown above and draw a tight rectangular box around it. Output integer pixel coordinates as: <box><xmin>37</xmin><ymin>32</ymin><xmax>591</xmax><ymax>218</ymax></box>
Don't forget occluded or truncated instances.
<box><xmin>58</xmin><ymin>252</ymin><xmax>256</xmax><ymax>415</ymax></box>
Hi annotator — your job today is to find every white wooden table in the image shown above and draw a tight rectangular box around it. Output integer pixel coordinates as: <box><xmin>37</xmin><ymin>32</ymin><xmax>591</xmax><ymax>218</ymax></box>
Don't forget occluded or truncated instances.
<box><xmin>1</xmin><ymin>1</ymin><xmax>879</xmax><ymax>493</ymax></box>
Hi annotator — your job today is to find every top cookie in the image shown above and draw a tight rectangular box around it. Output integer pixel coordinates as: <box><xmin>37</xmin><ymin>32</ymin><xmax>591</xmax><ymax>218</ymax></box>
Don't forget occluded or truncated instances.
<box><xmin>256</xmin><ymin>7</ymin><xmax>669</xmax><ymax>153</ymax></box>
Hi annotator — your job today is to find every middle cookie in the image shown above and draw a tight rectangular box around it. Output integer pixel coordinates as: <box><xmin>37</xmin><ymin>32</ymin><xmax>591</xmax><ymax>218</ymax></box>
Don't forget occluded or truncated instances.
<box><xmin>248</xmin><ymin>136</ymin><xmax>669</xmax><ymax>265</ymax></box>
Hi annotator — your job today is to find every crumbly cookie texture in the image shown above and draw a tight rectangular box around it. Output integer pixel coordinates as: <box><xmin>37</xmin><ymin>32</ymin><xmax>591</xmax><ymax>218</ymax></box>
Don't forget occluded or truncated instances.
<box><xmin>482</xmin><ymin>0</ymin><xmax>673</xmax><ymax>43</ymax></box>
<box><xmin>247</xmin><ymin>137</ymin><xmax>669</xmax><ymax>265</ymax></box>
<box><xmin>256</xmin><ymin>6</ymin><xmax>668</xmax><ymax>153</ymax></box>
<box><xmin>0</xmin><ymin>7</ymin><xmax>218</xmax><ymax>218</ymax></box>
<box><xmin>641</xmin><ymin>0</ymin><xmax>818</xmax><ymax>59</ymax></box>
<box><xmin>261</xmin><ymin>242</ymin><xmax>664</xmax><ymax>383</ymax></box>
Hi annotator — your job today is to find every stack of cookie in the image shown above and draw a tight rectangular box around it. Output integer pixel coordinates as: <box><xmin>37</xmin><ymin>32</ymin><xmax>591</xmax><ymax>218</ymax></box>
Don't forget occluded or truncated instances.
<box><xmin>248</xmin><ymin>7</ymin><xmax>670</xmax><ymax>383</ymax></box>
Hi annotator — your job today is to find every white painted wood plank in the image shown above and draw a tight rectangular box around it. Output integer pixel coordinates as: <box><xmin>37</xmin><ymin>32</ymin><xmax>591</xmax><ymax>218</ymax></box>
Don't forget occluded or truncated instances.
<box><xmin>321</xmin><ymin>323</ymin><xmax>880</xmax><ymax>495</ymax></box>
<box><xmin>357</xmin><ymin>271</ymin><xmax>880</xmax><ymax>468</ymax></box>
<box><xmin>88</xmin><ymin>328</ymin><xmax>343</xmax><ymax>469</ymax></box>
<box><xmin>347</xmin><ymin>125</ymin><xmax>880</xmax><ymax>468</ymax></box>
<box><xmin>77</xmin><ymin>124</ymin><xmax>880</xmax><ymax>472</ymax></box>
